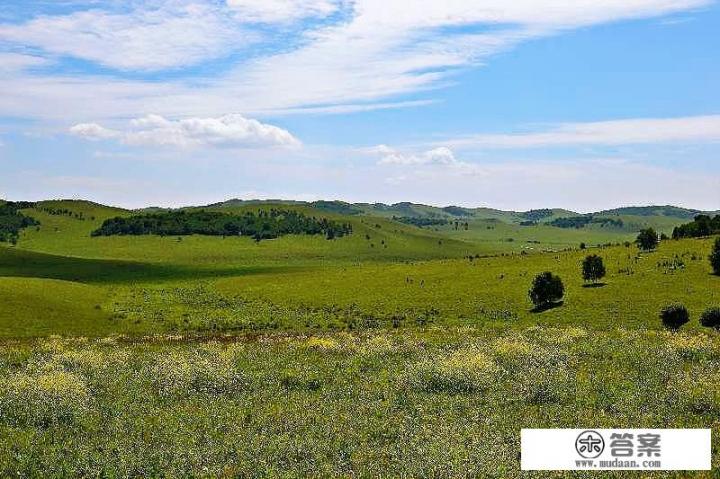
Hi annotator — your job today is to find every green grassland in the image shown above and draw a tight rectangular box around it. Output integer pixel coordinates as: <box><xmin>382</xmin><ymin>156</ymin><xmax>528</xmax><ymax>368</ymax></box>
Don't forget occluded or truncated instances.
<box><xmin>16</xmin><ymin>201</ymin><xmax>478</xmax><ymax>265</ymax></box>
<box><xmin>1</xmin><ymin>329</ymin><xmax>719</xmax><ymax>477</ymax></box>
<box><xmin>1</xmin><ymin>199</ymin><xmax>715</xmax><ymax>336</ymax></box>
<box><xmin>214</xmin><ymin>238</ymin><xmax>718</xmax><ymax>330</ymax></box>
<box><xmin>0</xmin><ymin>198</ymin><xmax>719</xmax><ymax>476</ymax></box>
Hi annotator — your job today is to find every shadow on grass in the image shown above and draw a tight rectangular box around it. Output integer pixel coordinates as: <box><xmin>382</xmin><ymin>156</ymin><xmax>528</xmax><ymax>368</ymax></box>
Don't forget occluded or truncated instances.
<box><xmin>531</xmin><ymin>301</ymin><xmax>564</xmax><ymax>313</ymax></box>
<box><xmin>582</xmin><ymin>282</ymin><xmax>607</xmax><ymax>288</ymax></box>
<box><xmin>0</xmin><ymin>247</ymin><xmax>286</xmax><ymax>284</ymax></box>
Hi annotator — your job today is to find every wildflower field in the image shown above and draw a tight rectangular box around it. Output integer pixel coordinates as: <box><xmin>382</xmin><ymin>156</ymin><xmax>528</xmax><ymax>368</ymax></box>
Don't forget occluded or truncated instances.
<box><xmin>0</xmin><ymin>200</ymin><xmax>719</xmax><ymax>476</ymax></box>
<box><xmin>0</xmin><ymin>328</ymin><xmax>719</xmax><ymax>477</ymax></box>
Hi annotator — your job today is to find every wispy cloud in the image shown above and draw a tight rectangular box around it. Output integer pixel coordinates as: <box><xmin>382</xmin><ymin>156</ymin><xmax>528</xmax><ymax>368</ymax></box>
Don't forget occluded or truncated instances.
<box><xmin>0</xmin><ymin>52</ymin><xmax>51</xmax><ymax>72</ymax></box>
<box><xmin>70</xmin><ymin>114</ymin><xmax>301</xmax><ymax>149</ymax></box>
<box><xmin>226</xmin><ymin>0</ymin><xmax>339</xmax><ymax>23</ymax></box>
<box><xmin>0</xmin><ymin>3</ymin><xmax>254</xmax><ymax>71</ymax></box>
<box><xmin>440</xmin><ymin>115</ymin><xmax>720</xmax><ymax>149</ymax></box>
<box><xmin>266</xmin><ymin>99</ymin><xmax>439</xmax><ymax>116</ymax></box>
<box><xmin>0</xmin><ymin>0</ymin><xmax>711</xmax><ymax>123</ymax></box>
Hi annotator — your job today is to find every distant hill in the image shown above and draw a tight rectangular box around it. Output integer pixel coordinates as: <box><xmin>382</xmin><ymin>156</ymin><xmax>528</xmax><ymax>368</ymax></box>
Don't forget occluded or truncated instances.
<box><xmin>205</xmin><ymin>198</ymin><xmax>305</xmax><ymax>209</ymax></box>
<box><xmin>2</xmin><ymin>197</ymin><xmax>717</xmax><ymax>263</ymax></box>
<box><xmin>4</xmin><ymin>197</ymin><xmax>717</xmax><ymax>236</ymax></box>
<box><xmin>597</xmin><ymin>205</ymin><xmax>709</xmax><ymax>219</ymax></box>
<box><xmin>4</xmin><ymin>196</ymin><xmax>716</xmax><ymax>220</ymax></box>
<box><xmin>185</xmin><ymin>199</ymin><xmax>719</xmax><ymax>238</ymax></box>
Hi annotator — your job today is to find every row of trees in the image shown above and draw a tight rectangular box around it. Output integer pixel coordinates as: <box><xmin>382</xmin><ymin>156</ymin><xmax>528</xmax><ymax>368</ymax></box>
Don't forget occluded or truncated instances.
<box><xmin>672</xmin><ymin>214</ymin><xmax>720</xmax><ymax>239</ymax></box>
<box><xmin>36</xmin><ymin>206</ymin><xmax>94</xmax><ymax>221</ymax></box>
<box><xmin>92</xmin><ymin>209</ymin><xmax>353</xmax><ymax>241</ymax></box>
<box><xmin>549</xmin><ymin>216</ymin><xmax>624</xmax><ymax>229</ymax></box>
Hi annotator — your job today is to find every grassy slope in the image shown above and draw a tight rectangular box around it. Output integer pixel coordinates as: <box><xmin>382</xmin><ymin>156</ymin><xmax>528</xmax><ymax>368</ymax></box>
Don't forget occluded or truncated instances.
<box><xmin>419</xmin><ymin>218</ymin><xmax>631</xmax><ymax>251</ymax></box>
<box><xmin>17</xmin><ymin>202</ymin><xmax>479</xmax><ymax>266</ymax></box>
<box><xmin>0</xmin><ymin>199</ymin><xmax>717</xmax><ymax>337</ymax></box>
<box><xmin>17</xmin><ymin>200</ymin><xmax>687</xmax><ymax>262</ymax></box>
<box><xmin>1</xmin><ymin>201</ymin><xmax>479</xmax><ymax>336</ymax></box>
<box><xmin>0</xmin><ymin>278</ymin><xmax>113</xmax><ymax>337</ymax></box>
<box><xmin>215</xmin><ymin>237</ymin><xmax>719</xmax><ymax>330</ymax></box>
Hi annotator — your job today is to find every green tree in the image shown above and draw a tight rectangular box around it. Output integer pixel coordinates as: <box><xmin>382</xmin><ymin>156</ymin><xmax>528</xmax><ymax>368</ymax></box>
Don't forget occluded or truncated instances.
<box><xmin>710</xmin><ymin>237</ymin><xmax>720</xmax><ymax>275</ymax></box>
<box><xmin>581</xmin><ymin>254</ymin><xmax>606</xmax><ymax>284</ymax></box>
<box><xmin>529</xmin><ymin>272</ymin><xmax>564</xmax><ymax>309</ymax></box>
<box><xmin>636</xmin><ymin>228</ymin><xmax>658</xmax><ymax>251</ymax></box>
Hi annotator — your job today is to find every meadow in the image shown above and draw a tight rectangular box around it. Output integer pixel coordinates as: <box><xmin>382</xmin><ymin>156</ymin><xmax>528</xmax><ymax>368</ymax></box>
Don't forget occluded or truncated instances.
<box><xmin>1</xmin><ymin>329</ymin><xmax>719</xmax><ymax>477</ymax></box>
<box><xmin>0</xmin><ymin>199</ymin><xmax>719</xmax><ymax>477</ymax></box>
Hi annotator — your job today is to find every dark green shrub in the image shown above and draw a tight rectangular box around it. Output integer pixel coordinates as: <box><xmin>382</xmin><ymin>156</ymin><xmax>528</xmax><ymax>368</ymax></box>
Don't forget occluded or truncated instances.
<box><xmin>700</xmin><ymin>307</ymin><xmax>720</xmax><ymax>329</ymax></box>
<box><xmin>661</xmin><ymin>304</ymin><xmax>690</xmax><ymax>330</ymax></box>
<box><xmin>529</xmin><ymin>272</ymin><xmax>564</xmax><ymax>308</ymax></box>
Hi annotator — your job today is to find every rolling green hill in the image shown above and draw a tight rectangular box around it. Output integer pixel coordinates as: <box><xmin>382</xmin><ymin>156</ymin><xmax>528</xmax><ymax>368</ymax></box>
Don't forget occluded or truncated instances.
<box><xmin>205</xmin><ymin>198</ymin><xmax>712</xmax><ymax>228</ymax></box>
<box><xmin>0</xmin><ymin>196</ymin><xmax>717</xmax><ymax>338</ymax></box>
<box><xmin>7</xmin><ymin>198</ymin><xmax>700</xmax><ymax>267</ymax></box>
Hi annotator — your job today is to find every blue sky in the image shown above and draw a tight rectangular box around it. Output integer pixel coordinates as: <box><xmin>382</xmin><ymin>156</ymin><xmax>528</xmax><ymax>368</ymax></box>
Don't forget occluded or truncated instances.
<box><xmin>0</xmin><ymin>0</ymin><xmax>718</xmax><ymax>211</ymax></box>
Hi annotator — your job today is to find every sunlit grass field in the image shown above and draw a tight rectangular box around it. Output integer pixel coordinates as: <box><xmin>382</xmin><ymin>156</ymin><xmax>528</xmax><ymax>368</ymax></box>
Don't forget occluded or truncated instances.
<box><xmin>3</xmin><ymin>233</ymin><xmax>716</xmax><ymax>336</ymax></box>
<box><xmin>0</xmin><ymin>200</ymin><xmax>719</xmax><ymax>476</ymax></box>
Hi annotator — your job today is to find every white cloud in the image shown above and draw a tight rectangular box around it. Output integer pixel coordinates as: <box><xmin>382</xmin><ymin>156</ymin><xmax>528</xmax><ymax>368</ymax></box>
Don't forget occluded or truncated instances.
<box><xmin>267</xmin><ymin>99</ymin><xmax>438</xmax><ymax>116</ymax></box>
<box><xmin>69</xmin><ymin>122</ymin><xmax>121</xmax><ymax>140</ymax></box>
<box><xmin>70</xmin><ymin>114</ymin><xmax>301</xmax><ymax>149</ymax></box>
<box><xmin>211</xmin><ymin>0</ymin><xmax>710</xmax><ymax>114</ymax></box>
<box><xmin>0</xmin><ymin>3</ymin><xmax>252</xmax><ymax>71</ymax></box>
<box><xmin>349</xmin><ymin>0</ymin><xmax>709</xmax><ymax>29</ymax></box>
<box><xmin>375</xmin><ymin>145</ymin><xmax>460</xmax><ymax>166</ymax></box>
<box><xmin>0</xmin><ymin>0</ymin><xmax>711</xmax><ymax>121</ymax></box>
<box><xmin>442</xmin><ymin>115</ymin><xmax>720</xmax><ymax>149</ymax></box>
<box><xmin>226</xmin><ymin>0</ymin><xmax>339</xmax><ymax>23</ymax></box>
<box><xmin>0</xmin><ymin>53</ymin><xmax>50</xmax><ymax>72</ymax></box>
